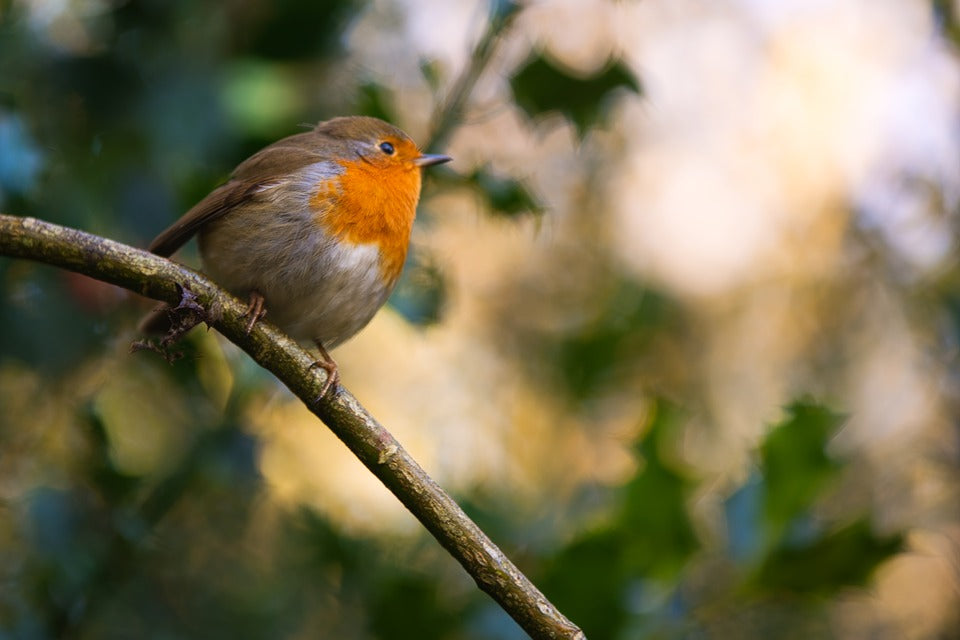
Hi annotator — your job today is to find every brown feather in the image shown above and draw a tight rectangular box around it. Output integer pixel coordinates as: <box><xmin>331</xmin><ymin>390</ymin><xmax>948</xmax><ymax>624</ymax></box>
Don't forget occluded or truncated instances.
<box><xmin>148</xmin><ymin>131</ymin><xmax>341</xmax><ymax>256</ymax></box>
<box><xmin>141</xmin><ymin>115</ymin><xmax>451</xmax><ymax>350</ymax></box>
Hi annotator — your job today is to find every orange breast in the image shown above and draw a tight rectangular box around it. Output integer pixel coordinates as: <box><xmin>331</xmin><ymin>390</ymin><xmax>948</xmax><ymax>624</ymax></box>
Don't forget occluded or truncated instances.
<box><xmin>310</xmin><ymin>158</ymin><xmax>421</xmax><ymax>284</ymax></box>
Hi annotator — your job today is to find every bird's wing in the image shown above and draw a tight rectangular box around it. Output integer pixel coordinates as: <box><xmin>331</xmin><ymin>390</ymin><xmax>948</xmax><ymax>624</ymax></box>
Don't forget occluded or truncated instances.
<box><xmin>148</xmin><ymin>132</ymin><xmax>331</xmax><ymax>257</ymax></box>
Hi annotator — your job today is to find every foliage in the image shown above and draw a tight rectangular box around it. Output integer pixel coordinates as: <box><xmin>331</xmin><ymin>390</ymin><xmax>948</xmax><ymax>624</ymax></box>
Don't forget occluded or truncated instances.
<box><xmin>510</xmin><ymin>54</ymin><xmax>642</xmax><ymax>137</ymax></box>
<box><xmin>0</xmin><ymin>0</ymin><xmax>949</xmax><ymax>638</ymax></box>
<box><xmin>532</xmin><ymin>400</ymin><xmax>903</xmax><ymax>639</ymax></box>
<box><xmin>758</xmin><ymin>401</ymin><xmax>845</xmax><ymax>542</ymax></box>
<box><xmin>466</xmin><ymin>166</ymin><xmax>542</xmax><ymax>220</ymax></box>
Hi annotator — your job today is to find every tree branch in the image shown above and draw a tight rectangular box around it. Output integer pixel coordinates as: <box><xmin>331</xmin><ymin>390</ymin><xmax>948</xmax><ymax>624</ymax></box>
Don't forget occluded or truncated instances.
<box><xmin>0</xmin><ymin>213</ymin><xmax>584</xmax><ymax>640</ymax></box>
<box><xmin>425</xmin><ymin>0</ymin><xmax>521</xmax><ymax>153</ymax></box>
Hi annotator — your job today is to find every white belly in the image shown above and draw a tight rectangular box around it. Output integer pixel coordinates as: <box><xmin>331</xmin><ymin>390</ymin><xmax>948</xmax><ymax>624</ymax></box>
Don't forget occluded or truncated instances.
<box><xmin>267</xmin><ymin>240</ymin><xmax>393</xmax><ymax>347</ymax></box>
<box><xmin>200</xmin><ymin>209</ymin><xmax>396</xmax><ymax>348</ymax></box>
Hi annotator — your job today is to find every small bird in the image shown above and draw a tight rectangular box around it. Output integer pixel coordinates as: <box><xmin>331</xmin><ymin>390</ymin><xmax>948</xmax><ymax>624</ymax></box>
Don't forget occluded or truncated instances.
<box><xmin>145</xmin><ymin>116</ymin><xmax>451</xmax><ymax>398</ymax></box>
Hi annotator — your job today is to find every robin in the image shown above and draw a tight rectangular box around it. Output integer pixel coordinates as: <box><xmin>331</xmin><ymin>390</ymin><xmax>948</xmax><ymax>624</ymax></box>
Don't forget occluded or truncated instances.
<box><xmin>144</xmin><ymin>116</ymin><xmax>452</xmax><ymax>398</ymax></box>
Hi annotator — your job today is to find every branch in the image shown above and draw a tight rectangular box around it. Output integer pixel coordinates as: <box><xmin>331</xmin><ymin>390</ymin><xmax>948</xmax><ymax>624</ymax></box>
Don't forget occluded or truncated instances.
<box><xmin>425</xmin><ymin>0</ymin><xmax>521</xmax><ymax>153</ymax></box>
<box><xmin>0</xmin><ymin>214</ymin><xmax>584</xmax><ymax>640</ymax></box>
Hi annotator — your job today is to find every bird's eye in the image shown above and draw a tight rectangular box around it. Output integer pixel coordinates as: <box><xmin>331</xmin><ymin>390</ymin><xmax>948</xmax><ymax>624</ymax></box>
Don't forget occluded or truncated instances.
<box><xmin>379</xmin><ymin>141</ymin><xmax>395</xmax><ymax>155</ymax></box>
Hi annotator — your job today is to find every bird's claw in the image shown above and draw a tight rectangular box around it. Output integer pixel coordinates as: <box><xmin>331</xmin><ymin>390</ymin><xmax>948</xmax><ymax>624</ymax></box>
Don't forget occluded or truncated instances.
<box><xmin>309</xmin><ymin>341</ymin><xmax>340</xmax><ymax>401</ymax></box>
<box><xmin>242</xmin><ymin>291</ymin><xmax>267</xmax><ymax>334</ymax></box>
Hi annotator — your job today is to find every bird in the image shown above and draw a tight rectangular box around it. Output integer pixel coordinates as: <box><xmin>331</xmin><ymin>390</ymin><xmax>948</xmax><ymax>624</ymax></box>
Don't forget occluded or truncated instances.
<box><xmin>144</xmin><ymin>116</ymin><xmax>452</xmax><ymax>398</ymax></box>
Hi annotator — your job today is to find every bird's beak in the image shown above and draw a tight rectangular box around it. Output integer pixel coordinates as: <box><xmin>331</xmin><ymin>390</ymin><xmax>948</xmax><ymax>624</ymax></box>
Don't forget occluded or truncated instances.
<box><xmin>414</xmin><ymin>153</ymin><xmax>452</xmax><ymax>168</ymax></box>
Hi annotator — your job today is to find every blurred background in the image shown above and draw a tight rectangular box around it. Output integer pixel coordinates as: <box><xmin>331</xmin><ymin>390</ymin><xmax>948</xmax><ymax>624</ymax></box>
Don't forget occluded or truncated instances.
<box><xmin>1</xmin><ymin>0</ymin><xmax>959</xmax><ymax>638</ymax></box>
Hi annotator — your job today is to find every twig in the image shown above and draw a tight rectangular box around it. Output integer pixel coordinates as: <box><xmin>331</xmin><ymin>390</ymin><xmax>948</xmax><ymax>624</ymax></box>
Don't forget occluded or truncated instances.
<box><xmin>425</xmin><ymin>0</ymin><xmax>521</xmax><ymax>152</ymax></box>
<box><xmin>0</xmin><ymin>213</ymin><xmax>585</xmax><ymax>640</ymax></box>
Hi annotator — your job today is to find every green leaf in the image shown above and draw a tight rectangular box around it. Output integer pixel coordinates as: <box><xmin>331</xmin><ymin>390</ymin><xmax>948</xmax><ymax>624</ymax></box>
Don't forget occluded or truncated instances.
<box><xmin>760</xmin><ymin>401</ymin><xmax>846</xmax><ymax>541</ymax></box>
<box><xmin>388</xmin><ymin>247</ymin><xmax>447</xmax><ymax>326</ymax></box>
<box><xmin>555</xmin><ymin>283</ymin><xmax>679</xmax><ymax>399</ymax></box>
<box><xmin>538</xmin><ymin>400</ymin><xmax>697</xmax><ymax>638</ymax></box>
<box><xmin>751</xmin><ymin>518</ymin><xmax>903</xmax><ymax>595</ymax></box>
<box><xmin>431</xmin><ymin>166</ymin><xmax>543</xmax><ymax>219</ymax></box>
<box><xmin>539</xmin><ymin>529</ymin><xmax>631</xmax><ymax>640</ymax></box>
<box><xmin>745</xmin><ymin>401</ymin><xmax>905</xmax><ymax>596</ymax></box>
<box><xmin>510</xmin><ymin>53</ymin><xmax>641</xmax><ymax>136</ymax></box>
<box><xmin>620</xmin><ymin>401</ymin><xmax>700</xmax><ymax>579</ymax></box>
<box><xmin>370</xmin><ymin>574</ymin><xmax>463</xmax><ymax>640</ymax></box>
<box><xmin>469</xmin><ymin>166</ymin><xmax>542</xmax><ymax>218</ymax></box>
<box><xmin>355</xmin><ymin>81</ymin><xmax>396</xmax><ymax>124</ymax></box>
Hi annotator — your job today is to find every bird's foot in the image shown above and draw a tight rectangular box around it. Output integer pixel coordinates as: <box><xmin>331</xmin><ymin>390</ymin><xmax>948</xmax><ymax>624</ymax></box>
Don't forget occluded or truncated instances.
<box><xmin>309</xmin><ymin>341</ymin><xmax>340</xmax><ymax>401</ymax></box>
<box><xmin>242</xmin><ymin>291</ymin><xmax>267</xmax><ymax>334</ymax></box>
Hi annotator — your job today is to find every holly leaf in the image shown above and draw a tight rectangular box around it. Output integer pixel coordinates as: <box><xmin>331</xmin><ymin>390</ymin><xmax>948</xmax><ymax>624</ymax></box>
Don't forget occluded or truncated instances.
<box><xmin>620</xmin><ymin>401</ymin><xmax>700</xmax><ymax>579</ymax></box>
<box><xmin>554</xmin><ymin>282</ymin><xmax>678</xmax><ymax>399</ymax></box>
<box><xmin>388</xmin><ymin>247</ymin><xmax>446</xmax><ymax>326</ymax></box>
<box><xmin>538</xmin><ymin>400</ymin><xmax>697</xmax><ymax>637</ymax></box>
<box><xmin>751</xmin><ymin>517</ymin><xmax>903</xmax><ymax>595</ymax></box>
<box><xmin>510</xmin><ymin>53</ymin><xmax>641</xmax><ymax>136</ymax></box>
<box><xmin>469</xmin><ymin>167</ymin><xmax>542</xmax><ymax>218</ymax></box>
<box><xmin>760</xmin><ymin>401</ymin><xmax>846</xmax><ymax>541</ymax></box>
